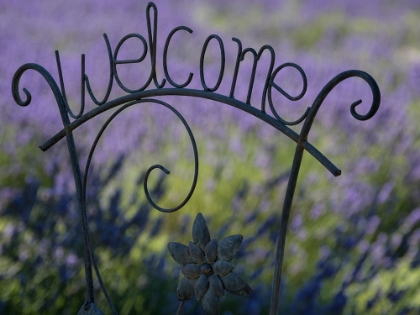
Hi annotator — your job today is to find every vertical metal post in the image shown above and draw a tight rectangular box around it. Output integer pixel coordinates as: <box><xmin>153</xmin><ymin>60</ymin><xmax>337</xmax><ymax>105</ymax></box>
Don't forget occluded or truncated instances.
<box><xmin>270</xmin><ymin>141</ymin><xmax>305</xmax><ymax>315</ymax></box>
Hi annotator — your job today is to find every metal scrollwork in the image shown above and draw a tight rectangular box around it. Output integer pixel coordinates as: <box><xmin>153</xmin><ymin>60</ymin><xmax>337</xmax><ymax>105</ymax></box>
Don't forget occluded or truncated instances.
<box><xmin>301</xmin><ymin>70</ymin><xmax>381</xmax><ymax>139</ymax></box>
<box><xmin>83</xmin><ymin>98</ymin><xmax>199</xmax><ymax>214</ymax></box>
<box><xmin>11</xmin><ymin>2</ymin><xmax>381</xmax><ymax>315</ymax></box>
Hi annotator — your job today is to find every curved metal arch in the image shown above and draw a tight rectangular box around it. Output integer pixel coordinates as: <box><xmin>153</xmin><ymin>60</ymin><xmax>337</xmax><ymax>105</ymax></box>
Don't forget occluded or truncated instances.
<box><xmin>38</xmin><ymin>88</ymin><xmax>341</xmax><ymax>176</ymax></box>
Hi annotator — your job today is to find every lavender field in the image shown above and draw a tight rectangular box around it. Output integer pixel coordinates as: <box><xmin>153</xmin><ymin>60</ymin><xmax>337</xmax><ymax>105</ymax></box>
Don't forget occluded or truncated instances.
<box><xmin>1</xmin><ymin>0</ymin><xmax>420</xmax><ymax>314</ymax></box>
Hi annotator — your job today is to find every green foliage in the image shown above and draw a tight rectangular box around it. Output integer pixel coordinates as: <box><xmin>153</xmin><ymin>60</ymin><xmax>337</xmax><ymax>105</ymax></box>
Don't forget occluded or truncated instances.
<box><xmin>346</xmin><ymin>260</ymin><xmax>420</xmax><ymax>314</ymax></box>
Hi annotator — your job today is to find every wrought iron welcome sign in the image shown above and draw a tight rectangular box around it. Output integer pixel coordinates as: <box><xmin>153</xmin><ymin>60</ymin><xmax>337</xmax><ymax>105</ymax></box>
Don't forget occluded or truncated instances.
<box><xmin>11</xmin><ymin>2</ymin><xmax>381</xmax><ymax>315</ymax></box>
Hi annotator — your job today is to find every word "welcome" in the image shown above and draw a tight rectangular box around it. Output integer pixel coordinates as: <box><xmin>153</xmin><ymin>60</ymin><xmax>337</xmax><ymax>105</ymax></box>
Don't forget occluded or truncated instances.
<box><xmin>58</xmin><ymin>2</ymin><xmax>308</xmax><ymax>125</ymax></box>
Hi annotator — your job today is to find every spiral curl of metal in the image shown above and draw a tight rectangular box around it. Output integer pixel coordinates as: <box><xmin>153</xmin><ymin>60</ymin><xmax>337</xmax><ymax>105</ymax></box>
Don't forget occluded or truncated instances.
<box><xmin>301</xmin><ymin>70</ymin><xmax>381</xmax><ymax>140</ymax></box>
<box><xmin>83</xmin><ymin>99</ymin><xmax>199</xmax><ymax>214</ymax></box>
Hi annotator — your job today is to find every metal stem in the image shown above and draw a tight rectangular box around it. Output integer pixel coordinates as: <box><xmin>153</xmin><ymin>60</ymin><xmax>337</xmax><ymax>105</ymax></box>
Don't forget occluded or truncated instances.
<box><xmin>177</xmin><ymin>301</ymin><xmax>185</xmax><ymax>315</ymax></box>
<box><xmin>11</xmin><ymin>63</ymin><xmax>95</xmax><ymax>303</ymax></box>
<box><xmin>66</xmin><ymin>132</ymin><xmax>95</xmax><ymax>303</ymax></box>
<box><xmin>269</xmin><ymin>141</ymin><xmax>305</xmax><ymax>315</ymax></box>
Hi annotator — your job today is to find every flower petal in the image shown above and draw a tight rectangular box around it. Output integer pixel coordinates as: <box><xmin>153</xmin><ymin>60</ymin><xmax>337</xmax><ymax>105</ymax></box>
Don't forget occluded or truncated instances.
<box><xmin>212</xmin><ymin>260</ymin><xmax>234</xmax><ymax>277</ymax></box>
<box><xmin>192</xmin><ymin>213</ymin><xmax>211</xmax><ymax>251</ymax></box>
<box><xmin>202</xmin><ymin>287</ymin><xmax>220</xmax><ymax>315</ymax></box>
<box><xmin>209</xmin><ymin>274</ymin><xmax>224</xmax><ymax>298</ymax></box>
<box><xmin>220</xmin><ymin>272</ymin><xmax>253</xmax><ymax>296</ymax></box>
<box><xmin>177</xmin><ymin>277</ymin><xmax>196</xmax><ymax>301</ymax></box>
<box><xmin>194</xmin><ymin>274</ymin><xmax>209</xmax><ymax>300</ymax></box>
<box><xmin>218</xmin><ymin>235</ymin><xmax>243</xmax><ymax>262</ymax></box>
<box><xmin>205</xmin><ymin>239</ymin><xmax>218</xmax><ymax>264</ymax></box>
<box><xmin>168</xmin><ymin>242</ymin><xmax>192</xmax><ymax>266</ymax></box>
<box><xmin>182</xmin><ymin>263</ymin><xmax>201</xmax><ymax>280</ymax></box>
<box><xmin>189</xmin><ymin>241</ymin><xmax>205</xmax><ymax>264</ymax></box>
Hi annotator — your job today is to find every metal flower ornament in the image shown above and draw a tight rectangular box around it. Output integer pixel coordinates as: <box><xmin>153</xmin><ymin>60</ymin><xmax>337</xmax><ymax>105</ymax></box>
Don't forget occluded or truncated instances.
<box><xmin>168</xmin><ymin>213</ymin><xmax>252</xmax><ymax>314</ymax></box>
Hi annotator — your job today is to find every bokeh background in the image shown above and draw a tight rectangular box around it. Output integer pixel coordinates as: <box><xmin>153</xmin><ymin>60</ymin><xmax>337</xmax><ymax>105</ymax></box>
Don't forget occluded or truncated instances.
<box><xmin>1</xmin><ymin>0</ymin><xmax>420</xmax><ymax>314</ymax></box>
